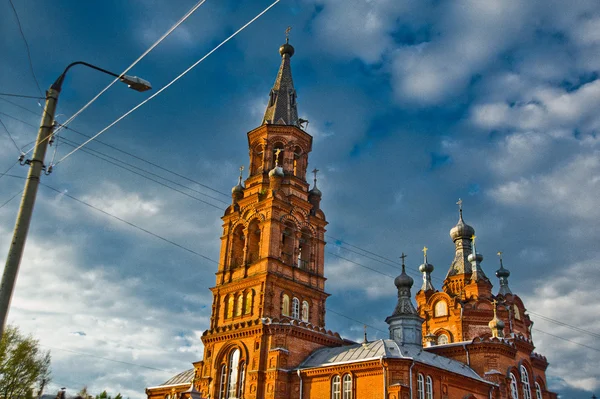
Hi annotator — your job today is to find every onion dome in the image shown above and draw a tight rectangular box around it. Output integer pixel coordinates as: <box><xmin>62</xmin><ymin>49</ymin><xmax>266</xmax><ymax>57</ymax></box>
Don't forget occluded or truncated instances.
<box><xmin>450</xmin><ymin>208</ymin><xmax>475</xmax><ymax>242</ymax></box>
<box><xmin>395</xmin><ymin>265</ymin><xmax>414</xmax><ymax>289</ymax></box>
<box><xmin>309</xmin><ymin>168</ymin><xmax>322</xmax><ymax>197</ymax></box>
<box><xmin>419</xmin><ymin>261</ymin><xmax>434</xmax><ymax>274</ymax></box>
<box><xmin>268</xmin><ymin>165</ymin><xmax>284</xmax><ymax>178</ymax></box>
<box><xmin>232</xmin><ymin>166</ymin><xmax>245</xmax><ymax>204</ymax></box>
<box><xmin>279</xmin><ymin>42</ymin><xmax>295</xmax><ymax>57</ymax></box>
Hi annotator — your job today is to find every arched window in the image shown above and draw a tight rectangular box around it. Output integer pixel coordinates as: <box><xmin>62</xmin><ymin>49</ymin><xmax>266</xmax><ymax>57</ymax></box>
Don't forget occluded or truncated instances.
<box><xmin>293</xmin><ymin>146</ymin><xmax>303</xmax><ymax>178</ymax></box>
<box><xmin>417</xmin><ymin>373</ymin><xmax>425</xmax><ymax>399</ymax></box>
<box><xmin>227</xmin><ymin>349</ymin><xmax>240</xmax><ymax>398</ymax></box>
<box><xmin>301</xmin><ymin>301</ymin><xmax>309</xmax><ymax>322</ymax></box>
<box><xmin>514</xmin><ymin>305</ymin><xmax>521</xmax><ymax>320</ymax></box>
<box><xmin>426</xmin><ymin>376</ymin><xmax>433</xmax><ymax>399</ymax></box>
<box><xmin>250</xmin><ymin>145</ymin><xmax>263</xmax><ymax>175</ymax></box>
<box><xmin>244</xmin><ymin>290</ymin><xmax>254</xmax><ymax>315</ymax></box>
<box><xmin>437</xmin><ymin>334</ymin><xmax>449</xmax><ymax>345</ymax></box>
<box><xmin>535</xmin><ymin>382</ymin><xmax>542</xmax><ymax>399</ymax></box>
<box><xmin>342</xmin><ymin>374</ymin><xmax>352</xmax><ymax>399</ymax></box>
<box><xmin>238</xmin><ymin>361</ymin><xmax>246</xmax><ymax>399</ymax></box>
<box><xmin>218</xmin><ymin>364</ymin><xmax>227</xmax><ymax>399</ymax></box>
<box><xmin>298</xmin><ymin>228</ymin><xmax>312</xmax><ymax>269</ymax></box>
<box><xmin>434</xmin><ymin>301</ymin><xmax>448</xmax><ymax>317</ymax></box>
<box><xmin>521</xmin><ymin>366</ymin><xmax>532</xmax><ymax>399</ymax></box>
<box><xmin>281</xmin><ymin>294</ymin><xmax>290</xmax><ymax>316</ymax></box>
<box><xmin>331</xmin><ymin>375</ymin><xmax>341</xmax><ymax>399</ymax></box>
<box><xmin>282</xmin><ymin>222</ymin><xmax>295</xmax><ymax>265</ymax></box>
<box><xmin>510</xmin><ymin>372</ymin><xmax>519</xmax><ymax>399</ymax></box>
<box><xmin>227</xmin><ymin>295</ymin><xmax>234</xmax><ymax>319</ymax></box>
<box><xmin>236</xmin><ymin>295</ymin><xmax>244</xmax><ymax>317</ymax></box>
<box><xmin>246</xmin><ymin>220</ymin><xmax>261</xmax><ymax>264</ymax></box>
<box><xmin>230</xmin><ymin>225</ymin><xmax>245</xmax><ymax>268</ymax></box>
<box><xmin>292</xmin><ymin>297</ymin><xmax>300</xmax><ymax>319</ymax></box>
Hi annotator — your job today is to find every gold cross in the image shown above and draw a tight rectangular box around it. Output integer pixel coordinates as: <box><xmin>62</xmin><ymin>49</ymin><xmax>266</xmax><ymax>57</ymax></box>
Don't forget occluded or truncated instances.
<box><xmin>239</xmin><ymin>165</ymin><xmax>244</xmax><ymax>177</ymax></box>
<box><xmin>274</xmin><ymin>148</ymin><xmax>282</xmax><ymax>166</ymax></box>
<box><xmin>422</xmin><ymin>246</ymin><xmax>428</xmax><ymax>256</ymax></box>
<box><xmin>285</xmin><ymin>26</ymin><xmax>292</xmax><ymax>42</ymax></box>
<box><xmin>471</xmin><ymin>235</ymin><xmax>476</xmax><ymax>245</ymax></box>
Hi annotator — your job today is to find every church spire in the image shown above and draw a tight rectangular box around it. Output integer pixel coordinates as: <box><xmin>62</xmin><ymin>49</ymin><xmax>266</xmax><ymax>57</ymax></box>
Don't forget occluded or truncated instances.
<box><xmin>419</xmin><ymin>246</ymin><xmax>435</xmax><ymax>292</ymax></box>
<box><xmin>262</xmin><ymin>27</ymin><xmax>299</xmax><ymax>127</ymax></box>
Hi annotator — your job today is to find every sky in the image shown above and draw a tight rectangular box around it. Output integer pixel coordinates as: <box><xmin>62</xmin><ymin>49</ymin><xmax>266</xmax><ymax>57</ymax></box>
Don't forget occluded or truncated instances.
<box><xmin>1</xmin><ymin>0</ymin><xmax>599</xmax><ymax>397</ymax></box>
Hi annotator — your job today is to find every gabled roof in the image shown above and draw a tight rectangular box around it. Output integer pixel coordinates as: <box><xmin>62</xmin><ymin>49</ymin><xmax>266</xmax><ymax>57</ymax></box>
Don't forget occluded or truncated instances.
<box><xmin>297</xmin><ymin>339</ymin><xmax>492</xmax><ymax>384</ymax></box>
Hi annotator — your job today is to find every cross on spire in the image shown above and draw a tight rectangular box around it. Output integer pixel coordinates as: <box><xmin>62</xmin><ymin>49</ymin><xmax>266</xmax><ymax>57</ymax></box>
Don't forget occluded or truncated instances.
<box><xmin>497</xmin><ymin>251</ymin><xmax>503</xmax><ymax>267</ymax></box>
<box><xmin>422</xmin><ymin>246</ymin><xmax>428</xmax><ymax>263</ymax></box>
<box><xmin>312</xmin><ymin>168</ymin><xmax>319</xmax><ymax>186</ymax></box>
<box><xmin>285</xmin><ymin>26</ymin><xmax>292</xmax><ymax>43</ymax></box>
<box><xmin>400</xmin><ymin>252</ymin><xmax>407</xmax><ymax>273</ymax></box>
<box><xmin>491</xmin><ymin>299</ymin><xmax>498</xmax><ymax>318</ymax></box>
<box><xmin>456</xmin><ymin>198</ymin><xmax>463</xmax><ymax>218</ymax></box>
<box><xmin>238</xmin><ymin>165</ymin><xmax>244</xmax><ymax>179</ymax></box>
<box><xmin>471</xmin><ymin>234</ymin><xmax>477</xmax><ymax>254</ymax></box>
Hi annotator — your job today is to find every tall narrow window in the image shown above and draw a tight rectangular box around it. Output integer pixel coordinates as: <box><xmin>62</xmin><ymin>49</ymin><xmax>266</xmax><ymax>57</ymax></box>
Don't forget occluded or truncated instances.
<box><xmin>231</xmin><ymin>225</ymin><xmax>245</xmax><ymax>268</ymax></box>
<box><xmin>292</xmin><ymin>297</ymin><xmax>300</xmax><ymax>319</ymax></box>
<box><xmin>342</xmin><ymin>374</ymin><xmax>352</xmax><ymax>399</ymax></box>
<box><xmin>244</xmin><ymin>290</ymin><xmax>254</xmax><ymax>315</ymax></box>
<box><xmin>331</xmin><ymin>375</ymin><xmax>341</xmax><ymax>399</ymax></box>
<box><xmin>227</xmin><ymin>349</ymin><xmax>240</xmax><ymax>398</ymax></box>
<box><xmin>425</xmin><ymin>376</ymin><xmax>433</xmax><ymax>399</ymax></box>
<box><xmin>227</xmin><ymin>296</ymin><xmax>234</xmax><ymax>319</ymax></box>
<box><xmin>510</xmin><ymin>372</ymin><xmax>519</xmax><ymax>399</ymax></box>
<box><xmin>521</xmin><ymin>366</ymin><xmax>532</xmax><ymax>399</ymax></box>
<box><xmin>298</xmin><ymin>228</ymin><xmax>311</xmax><ymax>269</ymax></box>
<box><xmin>281</xmin><ymin>294</ymin><xmax>290</xmax><ymax>316</ymax></box>
<box><xmin>417</xmin><ymin>373</ymin><xmax>425</xmax><ymax>399</ymax></box>
<box><xmin>246</xmin><ymin>220</ymin><xmax>260</xmax><ymax>263</ymax></box>
<box><xmin>535</xmin><ymin>382</ymin><xmax>542</xmax><ymax>399</ymax></box>
<box><xmin>218</xmin><ymin>364</ymin><xmax>227</xmax><ymax>399</ymax></box>
<box><xmin>282</xmin><ymin>222</ymin><xmax>295</xmax><ymax>265</ymax></box>
<box><xmin>238</xmin><ymin>361</ymin><xmax>246</xmax><ymax>399</ymax></box>
<box><xmin>301</xmin><ymin>301</ymin><xmax>309</xmax><ymax>322</ymax></box>
<box><xmin>236</xmin><ymin>295</ymin><xmax>243</xmax><ymax>317</ymax></box>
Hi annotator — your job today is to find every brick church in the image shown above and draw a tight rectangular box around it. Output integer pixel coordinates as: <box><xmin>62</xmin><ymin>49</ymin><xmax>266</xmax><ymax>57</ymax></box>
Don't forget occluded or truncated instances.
<box><xmin>145</xmin><ymin>38</ymin><xmax>558</xmax><ymax>399</ymax></box>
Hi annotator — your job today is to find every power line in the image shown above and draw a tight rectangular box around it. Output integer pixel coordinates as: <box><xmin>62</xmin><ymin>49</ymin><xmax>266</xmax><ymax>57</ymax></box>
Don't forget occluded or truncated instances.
<box><xmin>0</xmin><ymin>92</ymin><xmax>43</xmax><ymax>99</ymax></box>
<box><xmin>55</xmin><ymin>0</ymin><xmax>281</xmax><ymax>164</ymax></box>
<box><xmin>39</xmin><ymin>183</ymin><xmax>219</xmax><ymax>265</ymax></box>
<box><xmin>0</xmin><ymin>190</ymin><xmax>23</xmax><ymax>210</ymax></box>
<box><xmin>8</xmin><ymin>0</ymin><xmax>43</xmax><ymax>96</ymax></box>
<box><xmin>532</xmin><ymin>328</ymin><xmax>600</xmax><ymax>353</ymax></box>
<box><xmin>0</xmin><ymin>117</ymin><xmax>22</xmax><ymax>153</ymax></box>
<box><xmin>38</xmin><ymin>344</ymin><xmax>171</xmax><ymax>373</ymax></box>
<box><xmin>48</xmin><ymin>0</ymin><xmax>210</xmax><ymax>140</ymax></box>
<box><xmin>529</xmin><ymin>311</ymin><xmax>600</xmax><ymax>340</ymax></box>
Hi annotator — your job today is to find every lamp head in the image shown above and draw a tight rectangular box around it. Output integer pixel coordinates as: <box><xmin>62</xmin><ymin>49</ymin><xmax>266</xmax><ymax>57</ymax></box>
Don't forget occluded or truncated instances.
<box><xmin>119</xmin><ymin>75</ymin><xmax>152</xmax><ymax>92</ymax></box>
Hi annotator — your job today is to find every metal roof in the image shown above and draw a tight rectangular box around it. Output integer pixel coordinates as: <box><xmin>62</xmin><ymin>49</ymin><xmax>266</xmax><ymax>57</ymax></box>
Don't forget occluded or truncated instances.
<box><xmin>298</xmin><ymin>339</ymin><xmax>492</xmax><ymax>384</ymax></box>
<box><xmin>162</xmin><ymin>369</ymin><xmax>195</xmax><ymax>386</ymax></box>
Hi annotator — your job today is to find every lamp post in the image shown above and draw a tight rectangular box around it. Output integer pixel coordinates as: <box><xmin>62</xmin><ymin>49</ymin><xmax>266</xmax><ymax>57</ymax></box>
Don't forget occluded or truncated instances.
<box><xmin>0</xmin><ymin>62</ymin><xmax>151</xmax><ymax>339</ymax></box>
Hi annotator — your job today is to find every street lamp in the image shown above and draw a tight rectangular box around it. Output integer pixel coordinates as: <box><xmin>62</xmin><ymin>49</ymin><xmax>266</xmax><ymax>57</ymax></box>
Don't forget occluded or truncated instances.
<box><xmin>0</xmin><ymin>61</ymin><xmax>152</xmax><ymax>339</ymax></box>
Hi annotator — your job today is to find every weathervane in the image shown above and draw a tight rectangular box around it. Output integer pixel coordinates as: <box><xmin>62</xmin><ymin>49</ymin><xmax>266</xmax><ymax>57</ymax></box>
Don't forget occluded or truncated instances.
<box><xmin>285</xmin><ymin>26</ymin><xmax>292</xmax><ymax>43</ymax></box>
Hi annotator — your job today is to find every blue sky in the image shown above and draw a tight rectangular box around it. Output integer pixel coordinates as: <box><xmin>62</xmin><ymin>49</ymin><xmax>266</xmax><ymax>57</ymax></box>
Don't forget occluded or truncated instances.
<box><xmin>1</xmin><ymin>0</ymin><xmax>599</xmax><ymax>398</ymax></box>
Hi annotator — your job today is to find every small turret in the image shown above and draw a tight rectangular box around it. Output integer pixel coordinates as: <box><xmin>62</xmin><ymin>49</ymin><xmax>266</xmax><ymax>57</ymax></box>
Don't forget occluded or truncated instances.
<box><xmin>447</xmin><ymin>199</ymin><xmax>475</xmax><ymax>278</ymax></box>
<box><xmin>308</xmin><ymin>168</ymin><xmax>322</xmax><ymax>214</ymax></box>
<box><xmin>468</xmin><ymin>234</ymin><xmax>489</xmax><ymax>283</ymax></box>
<box><xmin>419</xmin><ymin>246</ymin><xmax>435</xmax><ymax>292</ymax></box>
<box><xmin>496</xmin><ymin>251</ymin><xmax>512</xmax><ymax>296</ymax></box>
<box><xmin>231</xmin><ymin>166</ymin><xmax>245</xmax><ymax>205</ymax></box>
<box><xmin>386</xmin><ymin>252</ymin><xmax>424</xmax><ymax>346</ymax></box>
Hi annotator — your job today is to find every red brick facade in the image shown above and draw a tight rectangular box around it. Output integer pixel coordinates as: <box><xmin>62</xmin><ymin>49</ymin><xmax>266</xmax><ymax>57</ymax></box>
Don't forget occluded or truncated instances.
<box><xmin>146</xmin><ymin>42</ymin><xmax>558</xmax><ymax>399</ymax></box>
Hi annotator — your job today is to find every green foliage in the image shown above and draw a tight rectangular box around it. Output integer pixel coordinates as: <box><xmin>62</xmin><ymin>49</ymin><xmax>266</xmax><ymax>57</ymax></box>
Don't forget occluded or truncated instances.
<box><xmin>0</xmin><ymin>325</ymin><xmax>51</xmax><ymax>399</ymax></box>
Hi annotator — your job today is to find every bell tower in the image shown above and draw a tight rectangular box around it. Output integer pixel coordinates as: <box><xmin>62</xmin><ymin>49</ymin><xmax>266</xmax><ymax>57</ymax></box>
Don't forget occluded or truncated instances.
<box><xmin>196</xmin><ymin>36</ymin><xmax>343</xmax><ymax>399</ymax></box>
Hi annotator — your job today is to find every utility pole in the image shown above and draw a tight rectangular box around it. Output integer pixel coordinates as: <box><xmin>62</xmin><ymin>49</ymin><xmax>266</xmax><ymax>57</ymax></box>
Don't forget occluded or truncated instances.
<box><xmin>0</xmin><ymin>86</ymin><xmax>59</xmax><ymax>339</ymax></box>
<box><xmin>0</xmin><ymin>62</ymin><xmax>151</xmax><ymax>339</ymax></box>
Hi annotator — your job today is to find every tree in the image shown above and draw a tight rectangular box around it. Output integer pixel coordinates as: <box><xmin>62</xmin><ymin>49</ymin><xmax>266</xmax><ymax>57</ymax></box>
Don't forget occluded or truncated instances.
<box><xmin>0</xmin><ymin>325</ymin><xmax>51</xmax><ymax>399</ymax></box>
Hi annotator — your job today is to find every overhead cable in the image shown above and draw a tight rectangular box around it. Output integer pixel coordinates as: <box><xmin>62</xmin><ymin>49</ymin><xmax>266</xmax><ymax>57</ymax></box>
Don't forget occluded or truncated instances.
<box><xmin>55</xmin><ymin>0</ymin><xmax>281</xmax><ymax>165</ymax></box>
